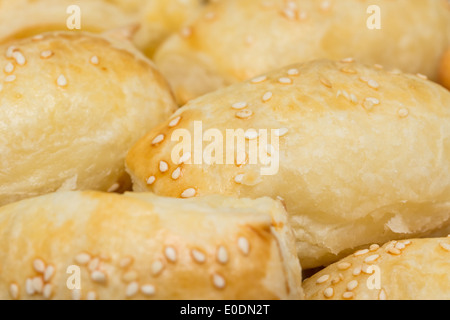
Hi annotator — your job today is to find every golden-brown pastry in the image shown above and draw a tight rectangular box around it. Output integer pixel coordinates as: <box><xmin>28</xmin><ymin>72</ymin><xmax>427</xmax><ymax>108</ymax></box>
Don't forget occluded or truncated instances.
<box><xmin>303</xmin><ymin>237</ymin><xmax>450</xmax><ymax>300</ymax></box>
<box><xmin>154</xmin><ymin>0</ymin><xmax>450</xmax><ymax>104</ymax></box>
<box><xmin>440</xmin><ymin>49</ymin><xmax>450</xmax><ymax>90</ymax></box>
<box><xmin>0</xmin><ymin>31</ymin><xmax>177</xmax><ymax>207</ymax></box>
<box><xmin>0</xmin><ymin>191</ymin><xmax>303</xmax><ymax>300</ymax></box>
<box><xmin>126</xmin><ymin>59</ymin><xmax>450</xmax><ymax>269</ymax></box>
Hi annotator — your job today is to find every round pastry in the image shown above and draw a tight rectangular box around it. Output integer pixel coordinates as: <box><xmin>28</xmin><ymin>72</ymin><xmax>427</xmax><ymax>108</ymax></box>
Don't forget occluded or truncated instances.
<box><xmin>0</xmin><ymin>191</ymin><xmax>303</xmax><ymax>300</ymax></box>
<box><xmin>154</xmin><ymin>0</ymin><xmax>450</xmax><ymax>104</ymax></box>
<box><xmin>302</xmin><ymin>237</ymin><xmax>450</xmax><ymax>300</ymax></box>
<box><xmin>126</xmin><ymin>59</ymin><xmax>450</xmax><ymax>269</ymax></box>
<box><xmin>0</xmin><ymin>31</ymin><xmax>177</xmax><ymax>207</ymax></box>
<box><xmin>440</xmin><ymin>49</ymin><xmax>450</xmax><ymax>90</ymax></box>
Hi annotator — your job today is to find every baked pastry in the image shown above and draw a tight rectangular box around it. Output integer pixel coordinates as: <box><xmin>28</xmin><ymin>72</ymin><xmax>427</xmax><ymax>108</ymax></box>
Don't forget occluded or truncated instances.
<box><xmin>154</xmin><ymin>0</ymin><xmax>450</xmax><ymax>104</ymax></box>
<box><xmin>0</xmin><ymin>31</ymin><xmax>177</xmax><ymax>207</ymax></box>
<box><xmin>302</xmin><ymin>237</ymin><xmax>450</xmax><ymax>300</ymax></box>
<box><xmin>126</xmin><ymin>59</ymin><xmax>450</xmax><ymax>269</ymax></box>
<box><xmin>440</xmin><ymin>49</ymin><xmax>450</xmax><ymax>90</ymax></box>
<box><xmin>0</xmin><ymin>191</ymin><xmax>303</xmax><ymax>300</ymax></box>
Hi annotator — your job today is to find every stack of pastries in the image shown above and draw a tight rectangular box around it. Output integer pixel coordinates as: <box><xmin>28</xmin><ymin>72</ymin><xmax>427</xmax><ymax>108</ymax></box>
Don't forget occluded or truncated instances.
<box><xmin>0</xmin><ymin>0</ymin><xmax>449</xmax><ymax>300</ymax></box>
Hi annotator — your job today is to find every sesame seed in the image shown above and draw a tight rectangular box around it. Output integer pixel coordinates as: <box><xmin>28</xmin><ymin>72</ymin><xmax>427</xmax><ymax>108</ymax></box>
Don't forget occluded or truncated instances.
<box><xmin>88</xmin><ymin>258</ymin><xmax>100</xmax><ymax>271</ymax></box>
<box><xmin>331</xmin><ymin>273</ymin><xmax>344</xmax><ymax>285</ymax></box>
<box><xmin>367</xmin><ymin>79</ymin><xmax>380</xmax><ymax>89</ymax></box>
<box><xmin>122</xmin><ymin>270</ymin><xmax>138</xmax><ymax>283</ymax></box>
<box><xmin>370</xmin><ymin>244</ymin><xmax>380</xmax><ymax>251</ymax></box>
<box><xmin>57</xmin><ymin>74</ymin><xmax>67</xmax><ymax>87</ymax></box>
<box><xmin>44</xmin><ymin>265</ymin><xmax>55</xmax><ymax>282</ymax></box>
<box><xmin>337</xmin><ymin>262</ymin><xmax>351</xmax><ymax>270</ymax></box>
<box><xmin>86</xmin><ymin>291</ymin><xmax>97</xmax><ymax>300</ymax></box>
<box><xmin>212</xmin><ymin>274</ymin><xmax>226</xmax><ymax>289</ymax></box>
<box><xmin>378</xmin><ymin>289</ymin><xmax>387</xmax><ymax>300</ymax></box>
<box><xmin>362</xmin><ymin>264</ymin><xmax>375</xmax><ymax>274</ymax></box>
<box><xmin>278</xmin><ymin>77</ymin><xmax>293</xmax><ymax>84</ymax></box>
<box><xmin>4</xmin><ymin>62</ymin><xmax>14</xmax><ymax>73</ymax></box>
<box><xmin>359</xmin><ymin>76</ymin><xmax>370</xmax><ymax>83</ymax></box>
<box><xmin>178</xmin><ymin>152</ymin><xmax>191</xmax><ymax>164</ymax></box>
<box><xmin>320</xmin><ymin>77</ymin><xmax>332</xmax><ymax>88</ymax></box>
<box><xmin>352</xmin><ymin>266</ymin><xmax>362</xmax><ymax>276</ymax></box>
<box><xmin>151</xmin><ymin>260</ymin><xmax>164</xmax><ymax>276</ymax></box>
<box><xmin>147</xmin><ymin>176</ymin><xmax>156</xmax><ymax>185</ymax></box>
<box><xmin>25</xmin><ymin>278</ymin><xmax>35</xmax><ymax>296</ymax></box>
<box><xmin>287</xmin><ymin>68</ymin><xmax>299</xmax><ymax>76</ymax></box>
<box><xmin>416</xmin><ymin>73</ymin><xmax>428</xmax><ymax>80</ymax></box>
<box><xmin>90</xmin><ymin>56</ymin><xmax>99</xmax><ymax>65</ymax></box>
<box><xmin>262</xmin><ymin>91</ymin><xmax>273</xmax><ymax>102</ymax></box>
<box><xmin>141</xmin><ymin>284</ymin><xmax>156</xmax><ymax>296</ymax></box>
<box><xmin>234</xmin><ymin>174</ymin><xmax>244</xmax><ymax>184</ymax></box>
<box><xmin>33</xmin><ymin>259</ymin><xmax>46</xmax><ymax>274</ymax></box>
<box><xmin>152</xmin><ymin>134</ymin><xmax>165</xmax><ymax>145</ymax></box>
<box><xmin>316</xmin><ymin>274</ymin><xmax>330</xmax><ymax>284</ymax></box>
<box><xmin>387</xmin><ymin>247</ymin><xmax>401</xmax><ymax>255</ymax></box>
<box><xmin>43</xmin><ymin>284</ymin><xmax>52</xmax><ymax>299</ymax></box>
<box><xmin>342</xmin><ymin>292</ymin><xmax>354</xmax><ymax>300</ymax></box>
<box><xmin>159</xmin><ymin>161</ymin><xmax>169</xmax><ymax>173</ymax></box>
<box><xmin>238</xmin><ymin>237</ymin><xmax>250</xmax><ymax>256</ymax></box>
<box><xmin>232</xmin><ymin>102</ymin><xmax>248</xmax><ymax>110</ymax></box>
<box><xmin>191</xmin><ymin>249</ymin><xmax>206</xmax><ymax>264</ymax></box>
<box><xmin>320</xmin><ymin>0</ymin><xmax>331</xmax><ymax>11</ymax></box>
<box><xmin>323</xmin><ymin>287</ymin><xmax>334</xmax><ymax>299</ymax></box>
<box><xmin>282</xmin><ymin>8</ymin><xmax>297</xmax><ymax>20</ymax></box>
<box><xmin>364</xmin><ymin>254</ymin><xmax>380</xmax><ymax>264</ymax></box>
<box><xmin>363</xmin><ymin>97</ymin><xmax>380</xmax><ymax>110</ymax></box>
<box><xmin>12</xmin><ymin>51</ymin><xmax>26</xmax><ymax>65</ymax></box>
<box><xmin>403</xmin><ymin>240</ymin><xmax>412</xmax><ymax>245</ymax></box>
<box><xmin>107</xmin><ymin>183</ymin><xmax>120</xmax><ymax>193</ymax></box>
<box><xmin>9</xmin><ymin>283</ymin><xmax>19</xmax><ymax>300</ymax></box>
<box><xmin>126</xmin><ymin>282</ymin><xmax>139</xmax><ymax>298</ymax></box>
<box><xmin>347</xmin><ymin>280</ymin><xmax>359</xmax><ymax>291</ymax></box>
<box><xmin>439</xmin><ymin>242</ymin><xmax>450</xmax><ymax>252</ymax></box>
<box><xmin>217</xmin><ymin>246</ymin><xmax>228</xmax><ymax>264</ymax></box>
<box><xmin>395</xmin><ymin>242</ymin><xmax>406</xmax><ymax>250</ymax></box>
<box><xmin>40</xmin><ymin>50</ymin><xmax>54</xmax><ymax>59</ymax></box>
<box><xmin>235</xmin><ymin>109</ymin><xmax>253</xmax><ymax>119</ymax></box>
<box><xmin>71</xmin><ymin>289</ymin><xmax>81</xmax><ymax>300</ymax></box>
<box><xmin>165</xmin><ymin>246</ymin><xmax>177</xmax><ymax>262</ymax></box>
<box><xmin>5</xmin><ymin>75</ymin><xmax>16</xmax><ymax>82</ymax></box>
<box><xmin>91</xmin><ymin>270</ymin><xmax>107</xmax><ymax>283</ymax></box>
<box><xmin>274</xmin><ymin>128</ymin><xmax>289</xmax><ymax>137</ymax></box>
<box><xmin>398</xmin><ymin>108</ymin><xmax>409</xmax><ymax>118</ymax></box>
<box><xmin>169</xmin><ymin>116</ymin><xmax>181</xmax><ymax>128</ymax></box>
<box><xmin>354</xmin><ymin>249</ymin><xmax>369</xmax><ymax>257</ymax></box>
<box><xmin>6</xmin><ymin>46</ymin><xmax>17</xmax><ymax>58</ymax></box>
<box><xmin>251</xmin><ymin>75</ymin><xmax>267</xmax><ymax>84</ymax></box>
<box><xmin>32</xmin><ymin>277</ymin><xmax>44</xmax><ymax>293</ymax></box>
<box><xmin>245</xmin><ymin>129</ymin><xmax>259</xmax><ymax>140</ymax></box>
<box><xmin>181</xmin><ymin>188</ymin><xmax>196</xmax><ymax>198</ymax></box>
<box><xmin>341</xmin><ymin>57</ymin><xmax>355</xmax><ymax>63</ymax></box>
<box><xmin>172</xmin><ymin>167</ymin><xmax>182</xmax><ymax>180</ymax></box>
<box><xmin>340</xmin><ymin>67</ymin><xmax>356</xmax><ymax>74</ymax></box>
<box><xmin>32</xmin><ymin>35</ymin><xmax>44</xmax><ymax>41</ymax></box>
<box><xmin>374</xmin><ymin>64</ymin><xmax>384</xmax><ymax>69</ymax></box>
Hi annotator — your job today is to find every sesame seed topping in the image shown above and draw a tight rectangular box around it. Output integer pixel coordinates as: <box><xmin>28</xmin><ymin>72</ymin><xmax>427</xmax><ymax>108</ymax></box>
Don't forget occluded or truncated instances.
<box><xmin>169</xmin><ymin>116</ymin><xmax>181</xmax><ymax>128</ymax></box>
<box><xmin>90</xmin><ymin>56</ymin><xmax>99</xmax><ymax>65</ymax></box>
<box><xmin>217</xmin><ymin>246</ymin><xmax>229</xmax><ymax>264</ymax></box>
<box><xmin>234</xmin><ymin>174</ymin><xmax>244</xmax><ymax>184</ymax></box>
<box><xmin>40</xmin><ymin>50</ymin><xmax>54</xmax><ymax>59</ymax></box>
<box><xmin>151</xmin><ymin>260</ymin><xmax>164</xmax><ymax>276</ymax></box>
<box><xmin>5</xmin><ymin>75</ymin><xmax>16</xmax><ymax>82</ymax></box>
<box><xmin>347</xmin><ymin>280</ymin><xmax>359</xmax><ymax>291</ymax></box>
<box><xmin>387</xmin><ymin>247</ymin><xmax>401</xmax><ymax>255</ymax></box>
<box><xmin>126</xmin><ymin>282</ymin><xmax>139</xmax><ymax>298</ymax></box>
<box><xmin>367</xmin><ymin>79</ymin><xmax>380</xmax><ymax>89</ymax></box>
<box><xmin>141</xmin><ymin>284</ymin><xmax>156</xmax><ymax>296</ymax></box>
<box><xmin>231</xmin><ymin>102</ymin><xmax>248</xmax><ymax>110</ymax></box>
<box><xmin>191</xmin><ymin>249</ymin><xmax>206</xmax><ymax>264</ymax></box>
<box><xmin>238</xmin><ymin>237</ymin><xmax>250</xmax><ymax>256</ymax></box>
<box><xmin>245</xmin><ymin>129</ymin><xmax>259</xmax><ymax>140</ymax></box>
<box><xmin>262</xmin><ymin>91</ymin><xmax>273</xmax><ymax>102</ymax></box>
<box><xmin>57</xmin><ymin>74</ymin><xmax>67</xmax><ymax>87</ymax></box>
<box><xmin>25</xmin><ymin>278</ymin><xmax>35</xmax><ymax>296</ymax></box>
<box><xmin>32</xmin><ymin>277</ymin><xmax>44</xmax><ymax>293</ymax></box>
<box><xmin>235</xmin><ymin>109</ymin><xmax>253</xmax><ymax>119</ymax></box>
<box><xmin>320</xmin><ymin>0</ymin><xmax>331</xmax><ymax>11</ymax></box>
<box><xmin>165</xmin><ymin>246</ymin><xmax>177</xmax><ymax>262</ymax></box>
<box><xmin>251</xmin><ymin>75</ymin><xmax>267</xmax><ymax>84</ymax></box>
<box><xmin>172</xmin><ymin>167</ymin><xmax>182</xmax><ymax>180</ymax></box>
<box><xmin>287</xmin><ymin>68</ymin><xmax>299</xmax><ymax>76</ymax></box>
<box><xmin>398</xmin><ymin>108</ymin><xmax>409</xmax><ymax>118</ymax></box>
<box><xmin>395</xmin><ymin>242</ymin><xmax>406</xmax><ymax>250</ymax></box>
<box><xmin>4</xmin><ymin>62</ymin><xmax>14</xmax><ymax>73</ymax></box>
<box><xmin>378</xmin><ymin>289</ymin><xmax>387</xmax><ymax>300</ymax></box>
<box><xmin>12</xmin><ymin>51</ymin><xmax>26</xmax><ymax>65</ymax></box>
<box><xmin>91</xmin><ymin>270</ymin><xmax>107</xmax><ymax>283</ymax></box>
<box><xmin>278</xmin><ymin>77</ymin><xmax>293</xmax><ymax>84</ymax></box>
<box><xmin>122</xmin><ymin>270</ymin><xmax>138</xmax><ymax>283</ymax></box>
<box><xmin>337</xmin><ymin>262</ymin><xmax>351</xmax><ymax>270</ymax></box>
<box><xmin>354</xmin><ymin>249</ymin><xmax>369</xmax><ymax>257</ymax></box>
<box><xmin>43</xmin><ymin>284</ymin><xmax>52</xmax><ymax>299</ymax></box>
<box><xmin>439</xmin><ymin>242</ymin><xmax>450</xmax><ymax>252</ymax></box>
<box><xmin>323</xmin><ymin>287</ymin><xmax>334</xmax><ymax>299</ymax></box>
<box><xmin>32</xmin><ymin>35</ymin><xmax>44</xmax><ymax>41</ymax></box>
<box><xmin>159</xmin><ymin>161</ymin><xmax>169</xmax><ymax>173</ymax></box>
<box><xmin>33</xmin><ymin>259</ymin><xmax>46</xmax><ymax>274</ymax></box>
<box><xmin>320</xmin><ymin>77</ymin><xmax>332</xmax><ymax>88</ymax></box>
<box><xmin>342</xmin><ymin>292</ymin><xmax>354</xmax><ymax>300</ymax></box>
<box><xmin>374</xmin><ymin>64</ymin><xmax>384</xmax><ymax>69</ymax></box>
<box><xmin>212</xmin><ymin>274</ymin><xmax>226</xmax><ymax>289</ymax></box>
<box><xmin>316</xmin><ymin>274</ymin><xmax>330</xmax><ymax>284</ymax></box>
<box><xmin>86</xmin><ymin>291</ymin><xmax>97</xmax><ymax>300</ymax></box>
<box><xmin>331</xmin><ymin>273</ymin><xmax>344</xmax><ymax>285</ymax></box>
<box><xmin>363</xmin><ymin>97</ymin><xmax>380</xmax><ymax>110</ymax></box>
<box><xmin>181</xmin><ymin>188</ymin><xmax>196</xmax><ymax>198</ymax></box>
<box><xmin>340</xmin><ymin>67</ymin><xmax>356</xmax><ymax>74</ymax></box>
<box><xmin>44</xmin><ymin>265</ymin><xmax>55</xmax><ymax>282</ymax></box>
<box><xmin>147</xmin><ymin>176</ymin><xmax>156</xmax><ymax>185</ymax></box>
<box><xmin>364</xmin><ymin>254</ymin><xmax>380</xmax><ymax>264</ymax></box>
<box><xmin>6</xmin><ymin>46</ymin><xmax>17</xmax><ymax>58</ymax></box>
<box><xmin>370</xmin><ymin>244</ymin><xmax>380</xmax><ymax>251</ymax></box>
<box><xmin>341</xmin><ymin>57</ymin><xmax>355</xmax><ymax>63</ymax></box>
<box><xmin>416</xmin><ymin>73</ymin><xmax>428</xmax><ymax>80</ymax></box>
<box><xmin>282</xmin><ymin>8</ymin><xmax>297</xmax><ymax>20</ymax></box>
<box><xmin>9</xmin><ymin>283</ymin><xmax>19</xmax><ymax>300</ymax></box>
<box><xmin>152</xmin><ymin>134</ymin><xmax>165</xmax><ymax>145</ymax></box>
<box><xmin>88</xmin><ymin>258</ymin><xmax>100</xmax><ymax>271</ymax></box>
